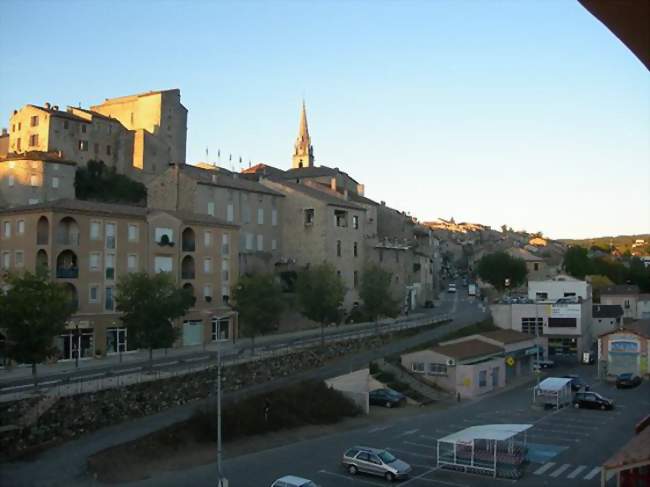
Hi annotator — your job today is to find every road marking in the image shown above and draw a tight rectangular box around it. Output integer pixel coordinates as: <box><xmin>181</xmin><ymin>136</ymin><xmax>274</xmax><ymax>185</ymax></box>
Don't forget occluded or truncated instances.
<box><xmin>74</xmin><ymin>373</ymin><xmax>105</xmax><ymax>380</ymax></box>
<box><xmin>386</xmin><ymin>446</ymin><xmax>433</xmax><ymax>458</ymax></box>
<box><xmin>419</xmin><ymin>434</ymin><xmax>441</xmax><ymax>441</ymax></box>
<box><xmin>533</xmin><ymin>462</ymin><xmax>556</xmax><ymax>475</ymax></box>
<box><xmin>584</xmin><ymin>467</ymin><xmax>601</xmax><ymax>480</ymax></box>
<box><xmin>367</xmin><ymin>425</ymin><xmax>392</xmax><ymax>433</ymax></box>
<box><xmin>550</xmin><ymin>464</ymin><xmax>572</xmax><ymax>478</ymax></box>
<box><xmin>38</xmin><ymin>379</ymin><xmax>61</xmax><ymax>386</ymax></box>
<box><xmin>118</xmin><ymin>367</ymin><xmax>142</xmax><ymax>373</ymax></box>
<box><xmin>152</xmin><ymin>360</ymin><xmax>179</xmax><ymax>367</ymax></box>
<box><xmin>567</xmin><ymin>465</ymin><xmax>587</xmax><ymax>479</ymax></box>
<box><xmin>318</xmin><ymin>469</ymin><xmax>385</xmax><ymax>486</ymax></box>
<box><xmin>398</xmin><ymin>428</ymin><xmax>420</xmax><ymax>437</ymax></box>
<box><xmin>404</xmin><ymin>440</ymin><xmax>437</xmax><ymax>450</ymax></box>
<box><xmin>532</xmin><ymin>427</ymin><xmax>590</xmax><ymax>436</ymax></box>
<box><xmin>525</xmin><ymin>433</ymin><xmax>580</xmax><ymax>443</ymax></box>
<box><xmin>401</xmin><ymin>467</ymin><xmax>469</xmax><ymax>487</ymax></box>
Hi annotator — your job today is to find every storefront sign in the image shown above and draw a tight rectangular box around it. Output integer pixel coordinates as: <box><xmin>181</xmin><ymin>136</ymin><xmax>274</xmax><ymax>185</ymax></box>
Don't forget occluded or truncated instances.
<box><xmin>551</xmin><ymin>303</ymin><xmax>581</xmax><ymax>318</ymax></box>
<box><xmin>610</xmin><ymin>341</ymin><xmax>639</xmax><ymax>353</ymax></box>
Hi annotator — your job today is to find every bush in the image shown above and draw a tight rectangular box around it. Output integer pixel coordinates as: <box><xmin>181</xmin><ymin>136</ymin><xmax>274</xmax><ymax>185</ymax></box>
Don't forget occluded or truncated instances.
<box><xmin>75</xmin><ymin>160</ymin><xmax>146</xmax><ymax>205</ymax></box>
<box><xmin>190</xmin><ymin>380</ymin><xmax>360</xmax><ymax>443</ymax></box>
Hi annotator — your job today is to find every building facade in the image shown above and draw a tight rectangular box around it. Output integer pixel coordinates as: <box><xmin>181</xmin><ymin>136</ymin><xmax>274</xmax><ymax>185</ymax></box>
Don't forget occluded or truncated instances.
<box><xmin>598</xmin><ymin>321</ymin><xmax>650</xmax><ymax>379</ymax></box>
<box><xmin>601</xmin><ymin>285</ymin><xmax>641</xmax><ymax>320</ymax></box>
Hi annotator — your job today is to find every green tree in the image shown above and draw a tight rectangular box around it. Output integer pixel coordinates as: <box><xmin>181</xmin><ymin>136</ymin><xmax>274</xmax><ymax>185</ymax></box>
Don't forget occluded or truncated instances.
<box><xmin>477</xmin><ymin>251</ymin><xmax>527</xmax><ymax>291</ymax></box>
<box><xmin>232</xmin><ymin>273</ymin><xmax>284</xmax><ymax>354</ymax></box>
<box><xmin>115</xmin><ymin>272</ymin><xmax>194</xmax><ymax>365</ymax></box>
<box><xmin>75</xmin><ymin>160</ymin><xmax>147</xmax><ymax>205</ymax></box>
<box><xmin>296</xmin><ymin>263</ymin><xmax>346</xmax><ymax>346</ymax></box>
<box><xmin>589</xmin><ymin>274</ymin><xmax>614</xmax><ymax>303</ymax></box>
<box><xmin>360</xmin><ymin>265</ymin><xmax>399</xmax><ymax>332</ymax></box>
<box><xmin>0</xmin><ymin>270</ymin><xmax>74</xmax><ymax>384</ymax></box>
<box><xmin>563</xmin><ymin>246</ymin><xmax>593</xmax><ymax>279</ymax></box>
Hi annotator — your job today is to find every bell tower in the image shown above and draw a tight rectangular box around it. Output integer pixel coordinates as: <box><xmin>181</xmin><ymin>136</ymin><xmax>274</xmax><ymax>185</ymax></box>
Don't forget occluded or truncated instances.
<box><xmin>292</xmin><ymin>100</ymin><xmax>314</xmax><ymax>169</ymax></box>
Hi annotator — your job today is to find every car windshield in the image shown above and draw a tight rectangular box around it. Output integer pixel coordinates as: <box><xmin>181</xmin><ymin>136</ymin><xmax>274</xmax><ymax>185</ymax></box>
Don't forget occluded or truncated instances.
<box><xmin>378</xmin><ymin>450</ymin><xmax>397</xmax><ymax>463</ymax></box>
<box><xmin>385</xmin><ymin>389</ymin><xmax>402</xmax><ymax>397</ymax></box>
<box><xmin>619</xmin><ymin>373</ymin><xmax>632</xmax><ymax>379</ymax></box>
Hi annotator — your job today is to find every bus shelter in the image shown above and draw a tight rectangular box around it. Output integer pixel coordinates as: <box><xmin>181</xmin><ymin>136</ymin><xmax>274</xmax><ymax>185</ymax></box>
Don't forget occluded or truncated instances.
<box><xmin>436</xmin><ymin>424</ymin><xmax>532</xmax><ymax>479</ymax></box>
<box><xmin>533</xmin><ymin>377</ymin><xmax>573</xmax><ymax>410</ymax></box>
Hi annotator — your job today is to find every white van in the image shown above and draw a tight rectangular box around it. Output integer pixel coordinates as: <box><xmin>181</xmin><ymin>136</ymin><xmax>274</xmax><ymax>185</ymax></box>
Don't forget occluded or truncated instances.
<box><xmin>271</xmin><ymin>476</ymin><xmax>319</xmax><ymax>487</ymax></box>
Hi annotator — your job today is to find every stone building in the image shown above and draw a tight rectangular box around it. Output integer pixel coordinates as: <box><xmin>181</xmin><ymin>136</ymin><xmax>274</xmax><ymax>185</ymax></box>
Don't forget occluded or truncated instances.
<box><xmin>0</xmin><ymin>199</ymin><xmax>238</xmax><ymax>360</ymax></box>
<box><xmin>147</xmin><ymin>163</ymin><xmax>284</xmax><ymax>275</ymax></box>
<box><xmin>601</xmin><ymin>284</ymin><xmax>641</xmax><ymax>320</ymax></box>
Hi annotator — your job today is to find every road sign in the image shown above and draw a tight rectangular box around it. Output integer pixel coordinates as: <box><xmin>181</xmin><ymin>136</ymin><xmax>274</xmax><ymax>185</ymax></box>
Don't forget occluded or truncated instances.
<box><xmin>506</xmin><ymin>356</ymin><xmax>515</xmax><ymax>367</ymax></box>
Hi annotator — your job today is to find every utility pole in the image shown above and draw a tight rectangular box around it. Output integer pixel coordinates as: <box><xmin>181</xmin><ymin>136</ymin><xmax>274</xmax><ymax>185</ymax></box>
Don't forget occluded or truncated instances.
<box><xmin>216</xmin><ymin>343</ymin><xmax>227</xmax><ymax>487</ymax></box>
<box><xmin>535</xmin><ymin>301</ymin><xmax>541</xmax><ymax>385</ymax></box>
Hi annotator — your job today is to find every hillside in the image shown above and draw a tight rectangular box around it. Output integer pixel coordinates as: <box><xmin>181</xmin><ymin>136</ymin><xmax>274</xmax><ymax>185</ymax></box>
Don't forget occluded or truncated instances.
<box><xmin>560</xmin><ymin>234</ymin><xmax>650</xmax><ymax>255</ymax></box>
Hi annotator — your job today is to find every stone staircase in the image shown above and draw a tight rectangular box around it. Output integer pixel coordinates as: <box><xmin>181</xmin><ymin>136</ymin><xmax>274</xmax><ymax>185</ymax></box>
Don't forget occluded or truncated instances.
<box><xmin>377</xmin><ymin>360</ymin><xmax>452</xmax><ymax>404</ymax></box>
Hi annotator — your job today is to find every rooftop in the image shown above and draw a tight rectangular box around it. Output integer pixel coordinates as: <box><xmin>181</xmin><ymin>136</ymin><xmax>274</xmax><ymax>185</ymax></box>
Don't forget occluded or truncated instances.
<box><xmin>602</xmin><ymin>416</ymin><xmax>650</xmax><ymax>472</ymax></box>
<box><xmin>431</xmin><ymin>339</ymin><xmax>503</xmax><ymax>361</ymax></box>
<box><xmin>601</xmin><ymin>284</ymin><xmax>640</xmax><ymax>296</ymax></box>
<box><xmin>592</xmin><ymin>304</ymin><xmax>624</xmax><ymax>319</ymax></box>
<box><xmin>0</xmin><ymin>151</ymin><xmax>76</xmax><ymax>165</ymax></box>
<box><xmin>179</xmin><ymin>164</ymin><xmax>284</xmax><ymax>197</ymax></box>
<box><xmin>273</xmin><ymin>180</ymin><xmax>365</xmax><ymax>211</ymax></box>
<box><xmin>283</xmin><ymin>164</ymin><xmax>359</xmax><ymax>184</ymax></box>
<box><xmin>479</xmin><ymin>329</ymin><xmax>536</xmax><ymax>344</ymax></box>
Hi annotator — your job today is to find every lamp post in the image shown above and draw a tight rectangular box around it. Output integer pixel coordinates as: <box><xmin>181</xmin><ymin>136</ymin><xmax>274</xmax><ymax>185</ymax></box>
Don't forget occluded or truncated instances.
<box><xmin>535</xmin><ymin>301</ymin><xmax>541</xmax><ymax>385</ymax></box>
<box><xmin>216</xmin><ymin>341</ymin><xmax>227</xmax><ymax>487</ymax></box>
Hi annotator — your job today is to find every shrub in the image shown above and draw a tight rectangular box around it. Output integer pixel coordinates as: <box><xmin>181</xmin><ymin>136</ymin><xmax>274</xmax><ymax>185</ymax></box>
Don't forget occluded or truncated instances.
<box><xmin>75</xmin><ymin>160</ymin><xmax>146</xmax><ymax>205</ymax></box>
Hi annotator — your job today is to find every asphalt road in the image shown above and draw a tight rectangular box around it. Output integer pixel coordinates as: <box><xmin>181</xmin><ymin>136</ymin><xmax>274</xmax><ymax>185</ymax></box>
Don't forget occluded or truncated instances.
<box><xmin>124</xmin><ymin>357</ymin><xmax>650</xmax><ymax>487</ymax></box>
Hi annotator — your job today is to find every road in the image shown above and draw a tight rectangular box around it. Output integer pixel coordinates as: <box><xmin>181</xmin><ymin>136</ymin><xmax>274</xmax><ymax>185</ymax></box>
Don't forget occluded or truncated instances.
<box><xmin>128</xmin><ymin>361</ymin><xmax>649</xmax><ymax>487</ymax></box>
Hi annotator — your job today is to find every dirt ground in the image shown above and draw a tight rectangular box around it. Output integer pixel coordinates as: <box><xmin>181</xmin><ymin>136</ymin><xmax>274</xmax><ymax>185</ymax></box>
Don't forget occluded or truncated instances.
<box><xmin>87</xmin><ymin>403</ymin><xmax>441</xmax><ymax>483</ymax></box>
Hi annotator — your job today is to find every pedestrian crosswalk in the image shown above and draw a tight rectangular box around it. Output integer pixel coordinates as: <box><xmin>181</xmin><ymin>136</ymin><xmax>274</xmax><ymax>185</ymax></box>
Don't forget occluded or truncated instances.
<box><xmin>533</xmin><ymin>462</ymin><xmax>601</xmax><ymax>481</ymax></box>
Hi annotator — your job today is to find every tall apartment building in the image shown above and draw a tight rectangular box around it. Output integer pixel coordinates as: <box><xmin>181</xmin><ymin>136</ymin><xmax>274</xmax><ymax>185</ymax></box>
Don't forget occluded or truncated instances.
<box><xmin>147</xmin><ymin>164</ymin><xmax>284</xmax><ymax>275</ymax></box>
<box><xmin>0</xmin><ymin>199</ymin><xmax>238</xmax><ymax>360</ymax></box>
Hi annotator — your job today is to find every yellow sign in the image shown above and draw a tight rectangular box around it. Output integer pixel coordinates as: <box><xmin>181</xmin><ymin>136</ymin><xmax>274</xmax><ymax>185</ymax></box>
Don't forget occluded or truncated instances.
<box><xmin>506</xmin><ymin>356</ymin><xmax>515</xmax><ymax>367</ymax></box>
<box><xmin>463</xmin><ymin>377</ymin><xmax>471</xmax><ymax>387</ymax></box>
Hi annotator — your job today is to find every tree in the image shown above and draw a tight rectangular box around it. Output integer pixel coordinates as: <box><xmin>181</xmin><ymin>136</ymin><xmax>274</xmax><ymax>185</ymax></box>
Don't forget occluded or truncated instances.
<box><xmin>75</xmin><ymin>160</ymin><xmax>147</xmax><ymax>205</ymax></box>
<box><xmin>359</xmin><ymin>265</ymin><xmax>399</xmax><ymax>333</ymax></box>
<box><xmin>296</xmin><ymin>263</ymin><xmax>346</xmax><ymax>346</ymax></box>
<box><xmin>563</xmin><ymin>246</ymin><xmax>592</xmax><ymax>279</ymax></box>
<box><xmin>477</xmin><ymin>251</ymin><xmax>527</xmax><ymax>291</ymax></box>
<box><xmin>589</xmin><ymin>274</ymin><xmax>614</xmax><ymax>303</ymax></box>
<box><xmin>0</xmin><ymin>270</ymin><xmax>74</xmax><ymax>384</ymax></box>
<box><xmin>115</xmin><ymin>272</ymin><xmax>194</xmax><ymax>365</ymax></box>
<box><xmin>231</xmin><ymin>273</ymin><xmax>284</xmax><ymax>354</ymax></box>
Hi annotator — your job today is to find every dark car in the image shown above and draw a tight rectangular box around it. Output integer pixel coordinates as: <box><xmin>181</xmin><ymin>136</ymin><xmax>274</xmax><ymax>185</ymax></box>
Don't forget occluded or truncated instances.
<box><xmin>369</xmin><ymin>388</ymin><xmax>406</xmax><ymax>408</ymax></box>
<box><xmin>573</xmin><ymin>391</ymin><xmax>614</xmax><ymax>410</ymax></box>
<box><xmin>563</xmin><ymin>374</ymin><xmax>591</xmax><ymax>391</ymax></box>
<box><xmin>616</xmin><ymin>373</ymin><xmax>642</xmax><ymax>389</ymax></box>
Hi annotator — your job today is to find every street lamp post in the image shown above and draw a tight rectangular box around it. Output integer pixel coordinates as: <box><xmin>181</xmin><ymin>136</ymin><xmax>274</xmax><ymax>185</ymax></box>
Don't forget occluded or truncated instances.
<box><xmin>216</xmin><ymin>341</ymin><xmax>227</xmax><ymax>487</ymax></box>
<box><xmin>535</xmin><ymin>301</ymin><xmax>541</xmax><ymax>385</ymax></box>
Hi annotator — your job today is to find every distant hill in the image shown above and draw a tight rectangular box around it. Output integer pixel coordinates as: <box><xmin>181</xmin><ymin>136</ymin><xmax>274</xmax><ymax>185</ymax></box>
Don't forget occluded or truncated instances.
<box><xmin>560</xmin><ymin>234</ymin><xmax>650</xmax><ymax>255</ymax></box>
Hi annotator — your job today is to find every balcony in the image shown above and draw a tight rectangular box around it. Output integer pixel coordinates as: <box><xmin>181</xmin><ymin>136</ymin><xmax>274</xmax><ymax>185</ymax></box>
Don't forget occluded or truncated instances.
<box><xmin>182</xmin><ymin>228</ymin><xmax>196</xmax><ymax>252</ymax></box>
<box><xmin>56</xmin><ymin>267</ymin><xmax>79</xmax><ymax>279</ymax></box>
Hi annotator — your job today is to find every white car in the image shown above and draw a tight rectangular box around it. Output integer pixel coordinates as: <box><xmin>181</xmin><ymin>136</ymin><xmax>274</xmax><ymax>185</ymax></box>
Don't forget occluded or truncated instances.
<box><xmin>447</xmin><ymin>284</ymin><xmax>457</xmax><ymax>293</ymax></box>
<box><xmin>271</xmin><ymin>475</ymin><xmax>319</xmax><ymax>487</ymax></box>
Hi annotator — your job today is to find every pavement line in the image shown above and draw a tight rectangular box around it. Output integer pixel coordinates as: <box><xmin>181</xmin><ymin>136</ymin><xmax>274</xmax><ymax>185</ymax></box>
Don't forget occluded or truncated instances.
<box><xmin>533</xmin><ymin>462</ymin><xmax>556</xmax><ymax>475</ymax></box>
<box><xmin>525</xmin><ymin>433</ymin><xmax>580</xmax><ymax>443</ymax></box>
<box><xmin>318</xmin><ymin>469</ymin><xmax>385</xmax><ymax>486</ymax></box>
<box><xmin>398</xmin><ymin>428</ymin><xmax>420</xmax><ymax>436</ymax></box>
<box><xmin>401</xmin><ymin>468</ymin><xmax>469</xmax><ymax>487</ymax></box>
<box><xmin>550</xmin><ymin>463</ymin><xmax>572</xmax><ymax>478</ymax></box>
<box><xmin>532</xmin><ymin>427</ymin><xmax>591</xmax><ymax>436</ymax></box>
<box><xmin>567</xmin><ymin>465</ymin><xmax>587</xmax><ymax>479</ymax></box>
<box><xmin>152</xmin><ymin>361</ymin><xmax>179</xmax><ymax>367</ymax></box>
<box><xmin>386</xmin><ymin>446</ymin><xmax>433</xmax><ymax>458</ymax></box>
<box><xmin>367</xmin><ymin>425</ymin><xmax>392</xmax><ymax>433</ymax></box>
<box><xmin>118</xmin><ymin>367</ymin><xmax>142</xmax><ymax>373</ymax></box>
<box><xmin>404</xmin><ymin>440</ymin><xmax>437</xmax><ymax>450</ymax></box>
<box><xmin>74</xmin><ymin>373</ymin><xmax>105</xmax><ymax>380</ymax></box>
<box><xmin>38</xmin><ymin>379</ymin><xmax>61</xmax><ymax>386</ymax></box>
<box><xmin>0</xmin><ymin>384</ymin><xmax>33</xmax><ymax>391</ymax></box>
<box><xmin>584</xmin><ymin>467</ymin><xmax>601</xmax><ymax>480</ymax></box>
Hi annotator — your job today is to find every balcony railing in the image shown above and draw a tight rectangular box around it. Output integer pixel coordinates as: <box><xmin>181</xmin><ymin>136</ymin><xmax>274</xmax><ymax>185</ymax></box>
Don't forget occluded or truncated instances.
<box><xmin>56</xmin><ymin>267</ymin><xmax>79</xmax><ymax>279</ymax></box>
<box><xmin>181</xmin><ymin>271</ymin><xmax>196</xmax><ymax>280</ymax></box>
<box><xmin>57</xmin><ymin>233</ymin><xmax>80</xmax><ymax>247</ymax></box>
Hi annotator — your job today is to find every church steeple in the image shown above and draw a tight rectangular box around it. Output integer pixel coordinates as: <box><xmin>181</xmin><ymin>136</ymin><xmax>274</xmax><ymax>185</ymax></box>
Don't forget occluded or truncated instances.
<box><xmin>292</xmin><ymin>100</ymin><xmax>314</xmax><ymax>169</ymax></box>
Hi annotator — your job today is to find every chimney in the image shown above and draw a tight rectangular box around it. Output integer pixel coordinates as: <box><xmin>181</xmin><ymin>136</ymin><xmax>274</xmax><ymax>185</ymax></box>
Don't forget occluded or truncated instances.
<box><xmin>53</xmin><ymin>105</ymin><xmax>59</xmax><ymax>111</ymax></box>
<box><xmin>381</xmin><ymin>200</ymin><xmax>386</xmax><ymax>206</ymax></box>
<box><xmin>44</xmin><ymin>102</ymin><xmax>51</xmax><ymax>110</ymax></box>
<box><xmin>330</xmin><ymin>177</ymin><xmax>337</xmax><ymax>191</ymax></box>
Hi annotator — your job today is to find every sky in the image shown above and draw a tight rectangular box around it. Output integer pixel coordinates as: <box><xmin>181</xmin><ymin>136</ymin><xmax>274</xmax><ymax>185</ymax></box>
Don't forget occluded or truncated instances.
<box><xmin>1</xmin><ymin>0</ymin><xmax>648</xmax><ymax>239</ymax></box>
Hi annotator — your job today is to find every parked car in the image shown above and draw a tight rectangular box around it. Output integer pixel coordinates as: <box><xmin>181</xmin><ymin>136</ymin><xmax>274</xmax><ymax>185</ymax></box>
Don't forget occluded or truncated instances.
<box><xmin>616</xmin><ymin>373</ymin><xmax>642</xmax><ymax>389</ymax></box>
<box><xmin>342</xmin><ymin>446</ymin><xmax>412</xmax><ymax>481</ymax></box>
<box><xmin>369</xmin><ymin>388</ymin><xmax>406</xmax><ymax>408</ymax></box>
<box><xmin>573</xmin><ymin>391</ymin><xmax>614</xmax><ymax>410</ymax></box>
<box><xmin>271</xmin><ymin>476</ymin><xmax>319</xmax><ymax>487</ymax></box>
<box><xmin>563</xmin><ymin>374</ymin><xmax>591</xmax><ymax>391</ymax></box>
<box><xmin>447</xmin><ymin>283</ymin><xmax>457</xmax><ymax>293</ymax></box>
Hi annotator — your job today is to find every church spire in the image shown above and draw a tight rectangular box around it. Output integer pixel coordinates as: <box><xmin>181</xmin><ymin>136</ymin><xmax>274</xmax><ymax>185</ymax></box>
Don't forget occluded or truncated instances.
<box><xmin>292</xmin><ymin>99</ymin><xmax>314</xmax><ymax>169</ymax></box>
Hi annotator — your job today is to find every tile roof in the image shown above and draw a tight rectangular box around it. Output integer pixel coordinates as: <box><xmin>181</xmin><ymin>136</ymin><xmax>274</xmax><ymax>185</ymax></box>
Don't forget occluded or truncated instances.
<box><xmin>241</xmin><ymin>163</ymin><xmax>287</xmax><ymax>178</ymax></box>
<box><xmin>283</xmin><ymin>164</ymin><xmax>360</xmax><ymax>184</ymax></box>
<box><xmin>479</xmin><ymin>329</ymin><xmax>535</xmax><ymax>344</ymax></box>
<box><xmin>602</xmin><ymin>418</ymin><xmax>650</xmax><ymax>471</ymax></box>
<box><xmin>0</xmin><ymin>151</ymin><xmax>77</xmax><ymax>165</ymax></box>
<box><xmin>180</xmin><ymin>164</ymin><xmax>284</xmax><ymax>197</ymax></box>
<box><xmin>431</xmin><ymin>339</ymin><xmax>503</xmax><ymax>361</ymax></box>
<box><xmin>273</xmin><ymin>180</ymin><xmax>365</xmax><ymax>210</ymax></box>
<box><xmin>26</xmin><ymin>105</ymin><xmax>90</xmax><ymax>123</ymax></box>
<box><xmin>348</xmin><ymin>191</ymin><xmax>380</xmax><ymax>206</ymax></box>
<box><xmin>592</xmin><ymin>304</ymin><xmax>624</xmax><ymax>319</ymax></box>
<box><xmin>601</xmin><ymin>284</ymin><xmax>640</xmax><ymax>295</ymax></box>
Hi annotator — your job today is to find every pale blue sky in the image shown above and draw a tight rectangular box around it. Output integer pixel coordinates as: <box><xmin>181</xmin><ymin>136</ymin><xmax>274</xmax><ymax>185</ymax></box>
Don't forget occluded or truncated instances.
<box><xmin>1</xmin><ymin>0</ymin><xmax>648</xmax><ymax>239</ymax></box>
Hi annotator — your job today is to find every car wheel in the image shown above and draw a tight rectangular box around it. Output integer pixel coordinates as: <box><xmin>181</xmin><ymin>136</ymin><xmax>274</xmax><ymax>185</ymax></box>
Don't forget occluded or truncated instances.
<box><xmin>385</xmin><ymin>401</ymin><xmax>392</xmax><ymax>408</ymax></box>
<box><xmin>348</xmin><ymin>465</ymin><xmax>358</xmax><ymax>475</ymax></box>
<box><xmin>385</xmin><ymin>472</ymin><xmax>395</xmax><ymax>482</ymax></box>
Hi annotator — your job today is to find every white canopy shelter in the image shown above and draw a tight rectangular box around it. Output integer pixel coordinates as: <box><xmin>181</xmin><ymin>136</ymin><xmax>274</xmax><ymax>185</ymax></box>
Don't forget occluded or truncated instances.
<box><xmin>533</xmin><ymin>377</ymin><xmax>573</xmax><ymax>410</ymax></box>
<box><xmin>437</xmin><ymin>424</ymin><xmax>532</xmax><ymax>479</ymax></box>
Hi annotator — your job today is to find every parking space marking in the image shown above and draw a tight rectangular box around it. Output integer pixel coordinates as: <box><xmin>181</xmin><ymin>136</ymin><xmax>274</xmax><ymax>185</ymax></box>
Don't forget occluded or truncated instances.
<box><xmin>401</xmin><ymin>469</ymin><xmax>470</xmax><ymax>487</ymax></box>
<box><xmin>386</xmin><ymin>446</ymin><xmax>433</xmax><ymax>459</ymax></box>
<box><xmin>533</xmin><ymin>462</ymin><xmax>556</xmax><ymax>475</ymax></box>
<box><xmin>317</xmin><ymin>469</ymin><xmax>386</xmax><ymax>486</ymax></box>
<box><xmin>397</xmin><ymin>429</ymin><xmax>420</xmax><ymax>437</ymax></box>
<box><xmin>404</xmin><ymin>440</ymin><xmax>437</xmax><ymax>450</ymax></box>
<box><xmin>567</xmin><ymin>465</ymin><xmax>587</xmax><ymax>479</ymax></box>
<box><xmin>531</xmin><ymin>427</ymin><xmax>591</xmax><ymax>437</ymax></box>
<box><xmin>367</xmin><ymin>425</ymin><xmax>392</xmax><ymax>433</ymax></box>
<box><xmin>526</xmin><ymin>433</ymin><xmax>580</xmax><ymax>443</ymax></box>
<box><xmin>584</xmin><ymin>467</ymin><xmax>601</xmax><ymax>480</ymax></box>
<box><xmin>550</xmin><ymin>463</ymin><xmax>572</xmax><ymax>478</ymax></box>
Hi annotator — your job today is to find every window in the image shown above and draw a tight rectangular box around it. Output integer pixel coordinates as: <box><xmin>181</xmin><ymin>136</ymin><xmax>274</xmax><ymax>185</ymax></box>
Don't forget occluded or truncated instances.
<box><xmin>2</xmin><ymin>252</ymin><xmax>10</xmax><ymax>269</ymax></box>
<box><xmin>221</xmin><ymin>258</ymin><xmax>230</xmax><ymax>282</ymax></box>
<box><xmin>51</xmin><ymin>177</ymin><xmax>59</xmax><ymax>189</ymax></box>
<box><xmin>535</xmin><ymin>292</ymin><xmax>548</xmax><ymax>301</ymax></box>
<box><xmin>337</xmin><ymin>240</ymin><xmax>342</xmax><ymax>257</ymax></box>
<box><xmin>128</xmin><ymin>224</ymin><xmax>139</xmax><ymax>242</ymax></box>
<box><xmin>89</xmin><ymin>252</ymin><xmax>101</xmax><ymax>271</ymax></box>
<box><xmin>271</xmin><ymin>208</ymin><xmax>278</xmax><ymax>226</ymax></box>
<box><xmin>16</xmin><ymin>138</ymin><xmax>21</xmax><ymax>151</ymax></box>
<box><xmin>479</xmin><ymin>370</ymin><xmax>487</xmax><ymax>387</ymax></box>
<box><xmin>222</xmin><ymin>234</ymin><xmax>230</xmax><ymax>255</ymax></box>
<box><xmin>127</xmin><ymin>254</ymin><xmax>138</xmax><ymax>272</ymax></box>
<box><xmin>18</xmin><ymin>122</ymin><xmax>21</xmax><ymax>130</ymax></box>
<box><xmin>30</xmin><ymin>175</ymin><xmax>38</xmax><ymax>187</ymax></box>
<box><xmin>412</xmin><ymin>362</ymin><xmax>425</xmax><ymax>373</ymax></box>
<box><xmin>89</xmin><ymin>286</ymin><xmax>99</xmax><ymax>304</ymax></box>
<box><xmin>428</xmin><ymin>363</ymin><xmax>448</xmax><ymax>376</ymax></box>
<box><xmin>334</xmin><ymin>209</ymin><xmax>348</xmax><ymax>227</ymax></box>
<box><xmin>79</xmin><ymin>140</ymin><xmax>88</xmax><ymax>151</ymax></box>
<box><xmin>17</xmin><ymin>220</ymin><xmax>25</xmax><ymax>234</ymax></box>
<box><xmin>30</xmin><ymin>115</ymin><xmax>39</xmax><ymax>127</ymax></box>
<box><xmin>395</xmin><ymin>251</ymin><xmax>399</xmax><ymax>263</ymax></box>
<box><xmin>207</xmin><ymin>202</ymin><xmax>215</xmax><ymax>216</ymax></box>
<box><xmin>63</xmin><ymin>120</ymin><xmax>69</xmax><ymax>130</ymax></box>
<box><xmin>245</xmin><ymin>233</ymin><xmax>253</xmax><ymax>251</ymax></box>
<box><xmin>257</xmin><ymin>208</ymin><xmax>264</xmax><ymax>225</ymax></box>
<box><xmin>548</xmin><ymin>317</ymin><xmax>577</xmax><ymax>328</ymax></box>
<box><xmin>29</xmin><ymin>134</ymin><xmax>38</xmax><ymax>146</ymax></box>
<box><xmin>212</xmin><ymin>317</ymin><xmax>230</xmax><ymax>341</ymax></box>
<box><xmin>155</xmin><ymin>227</ymin><xmax>174</xmax><ymax>245</ymax></box>
<box><xmin>94</xmin><ymin>143</ymin><xmax>99</xmax><ymax>154</ymax></box>
<box><xmin>203</xmin><ymin>257</ymin><xmax>212</xmax><ymax>274</ymax></box>
<box><xmin>154</xmin><ymin>256</ymin><xmax>173</xmax><ymax>273</ymax></box>
<box><xmin>105</xmin><ymin>253</ymin><xmax>115</xmax><ymax>280</ymax></box>
<box><xmin>204</xmin><ymin>231</ymin><xmax>212</xmax><ymax>248</ymax></box>
<box><xmin>521</xmin><ymin>317</ymin><xmax>544</xmax><ymax>335</ymax></box>
<box><xmin>106</xmin><ymin>145</ymin><xmax>111</xmax><ymax>156</ymax></box>
<box><xmin>90</xmin><ymin>221</ymin><xmax>101</xmax><ymax>240</ymax></box>
<box><xmin>624</xmin><ymin>299</ymin><xmax>630</xmax><ymax>309</ymax></box>
<box><xmin>226</xmin><ymin>203</ymin><xmax>234</xmax><ymax>222</ymax></box>
<box><xmin>271</xmin><ymin>239</ymin><xmax>277</xmax><ymax>251</ymax></box>
<box><xmin>8</xmin><ymin>175</ymin><xmax>14</xmax><ymax>187</ymax></box>
<box><xmin>242</xmin><ymin>195</ymin><xmax>251</xmax><ymax>223</ymax></box>
<box><xmin>3</xmin><ymin>221</ymin><xmax>11</xmax><ymax>238</ymax></box>
<box><xmin>533</xmin><ymin>263</ymin><xmax>539</xmax><ymax>271</ymax></box>
<box><xmin>564</xmin><ymin>292</ymin><xmax>576</xmax><ymax>297</ymax></box>
<box><xmin>203</xmin><ymin>284</ymin><xmax>213</xmax><ymax>302</ymax></box>
<box><xmin>304</xmin><ymin>208</ymin><xmax>314</xmax><ymax>225</ymax></box>
<box><xmin>105</xmin><ymin>223</ymin><xmax>116</xmax><ymax>249</ymax></box>
<box><xmin>256</xmin><ymin>234</ymin><xmax>263</xmax><ymax>251</ymax></box>
<box><xmin>105</xmin><ymin>286</ymin><xmax>114</xmax><ymax>311</ymax></box>
<box><xmin>353</xmin><ymin>242</ymin><xmax>358</xmax><ymax>257</ymax></box>
<box><xmin>353</xmin><ymin>215</ymin><xmax>359</xmax><ymax>229</ymax></box>
<box><xmin>81</xmin><ymin>124</ymin><xmax>87</xmax><ymax>133</ymax></box>
<box><xmin>53</xmin><ymin>163</ymin><xmax>59</xmax><ymax>171</ymax></box>
<box><xmin>28</xmin><ymin>198</ymin><xmax>39</xmax><ymax>205</ymax></box>
<box><xmin>337</xmin><ymin>270</ymin><xmax>341</xmax><ymax>279</ymax></box>
<box><xmin>353</xmin><ymin>270</ymin><xmax>359</xmax><ymax>289</ymax></box>
<box><xmin>15</xmin><ymin>251</ymin><xmax>24</xmax><ymax>267</ymax></box>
